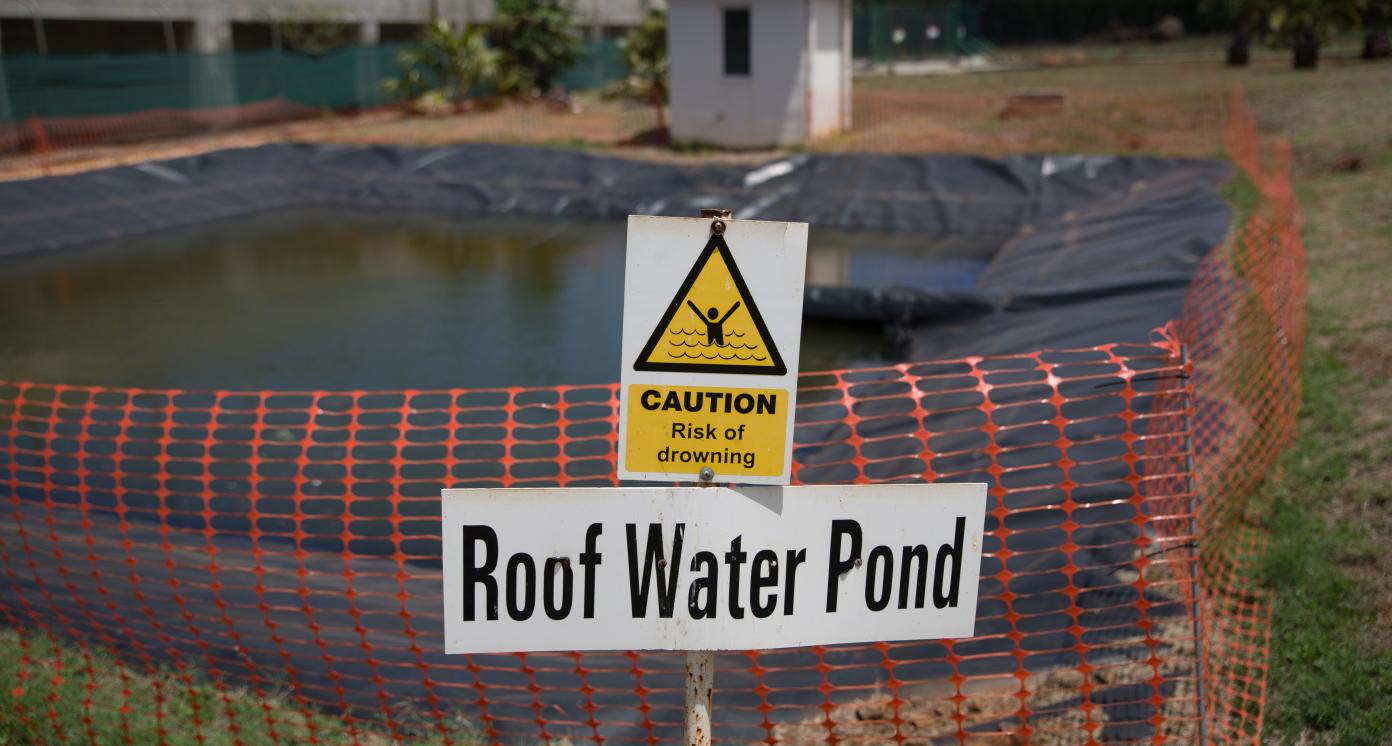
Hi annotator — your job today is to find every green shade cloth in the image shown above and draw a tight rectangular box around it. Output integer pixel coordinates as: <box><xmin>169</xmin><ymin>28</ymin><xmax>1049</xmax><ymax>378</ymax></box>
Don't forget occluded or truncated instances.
<box><xmin>2</xmin><ymin>40</ymin><xmax>626</xmax><ymax>122</ymax></box>
<box><xmin>853</xmin><ymin>0</ymin><xmax>989</xmax><ymax>61</ymax></box>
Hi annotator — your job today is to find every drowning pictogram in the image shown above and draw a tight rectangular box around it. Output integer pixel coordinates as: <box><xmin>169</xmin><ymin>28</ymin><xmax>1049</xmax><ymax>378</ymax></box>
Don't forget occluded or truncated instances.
<box><xmin>634</xmin><ymin>234</ymin><xmax>787</xmax><ymax>375</ymax></box>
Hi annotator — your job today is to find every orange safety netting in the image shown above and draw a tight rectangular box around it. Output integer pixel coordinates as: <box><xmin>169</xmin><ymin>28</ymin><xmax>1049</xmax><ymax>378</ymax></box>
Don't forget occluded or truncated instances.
<box><xmin>0</xmin><ymin>100</ymin><xmax>322</xmax><ymax>157</ymax></box>
<box><xmin>0</xmin><ymin>89</ymin><xmax>1301</xmax><ymax>744</ymax></box>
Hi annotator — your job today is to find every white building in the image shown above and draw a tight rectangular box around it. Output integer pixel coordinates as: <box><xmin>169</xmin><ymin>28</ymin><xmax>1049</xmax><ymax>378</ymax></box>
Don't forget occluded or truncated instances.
<box><xmin>666</xmin><ymin>0</ymin><xmax>851</xmax><ymax>148</ymax></box>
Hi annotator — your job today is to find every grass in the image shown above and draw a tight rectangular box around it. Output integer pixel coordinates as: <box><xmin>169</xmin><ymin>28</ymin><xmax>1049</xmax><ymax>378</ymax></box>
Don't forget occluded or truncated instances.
<box><xmin>990</xmin><ymin>31</ymin><xmax>1369</xmax><ymax>68</ymax></box>
<box><xmin>1259</xmin><ymin>334</ymin><xmax>1392</xmax><ymax>745</ymax></box>
<box><xmin>0</xmin><ymin>628</ymin><xmax>479</xmax><ymax>745</ymax></box>
<box><xmin>1222</xmin><ymin>57</ymin><xmax>1392</xmax><ymax>743</ymax></box>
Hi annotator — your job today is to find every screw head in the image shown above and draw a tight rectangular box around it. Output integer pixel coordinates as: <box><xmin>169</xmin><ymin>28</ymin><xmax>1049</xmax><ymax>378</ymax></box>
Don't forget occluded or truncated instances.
<box><xmin>711</xmin><ymin>219</ymin><xmax>726</xmax><ymax>235</ymax></box>
<box><xmin>698</xmin><ymin>467</ymin><xmax>715</xmax><ymax>483</ymax></box>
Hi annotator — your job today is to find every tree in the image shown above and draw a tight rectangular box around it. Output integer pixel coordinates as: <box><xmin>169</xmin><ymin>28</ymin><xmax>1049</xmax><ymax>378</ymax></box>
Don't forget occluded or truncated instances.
<box><xmin>381</xmin><ymin>20</ymin><xmax>498</xmax><ymax>110</ymax></box>
<box><xmin>621</xmin><ymin>9</ymin><xmax>668</xmax><ymax>132</ymax></box>
<box><xmin>1363</xmin><ymin>0</ymin><xmax>1392</xmax><ymax>59</ymax></box>
<box><xmin>1270</xmin><ymin>0</ymin><xmax>1361</xmax><ymax>68</ymax></box>
<box><xmin>1206</xmin><ymin>0</ymin><xmax>1275</xmax><ymax>65</ymax></box>
<box><xmin>490</xmin><ymin>0</ymin><xmax>586</xmax><ymax>96</ymax></box>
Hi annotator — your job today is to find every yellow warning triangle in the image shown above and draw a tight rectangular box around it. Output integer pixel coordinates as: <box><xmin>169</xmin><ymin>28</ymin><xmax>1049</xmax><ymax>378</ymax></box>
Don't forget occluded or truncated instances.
<box><xmin>634</xmin><ymin>234</ymin><xmax>786</xmax><ymax>375</ymax></box>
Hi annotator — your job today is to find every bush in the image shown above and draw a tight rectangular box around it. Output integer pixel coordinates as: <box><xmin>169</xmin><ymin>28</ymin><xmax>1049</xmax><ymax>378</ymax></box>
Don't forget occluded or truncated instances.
<box><xmin>381</xmin><ymin>19</ymin><xmax>498</xmax><ymax>110</ymax></box>
<box><xmin>621</xmin><ymin>9</ymin><xmax>667</xmax><ymax>100</ymax></box>
<box><xmin>490</xmin><ymin>0</ymin><xmax>586</xmax><ymax>95</ymax></box>
<box><xmin>620</xmin><ymin>8</ymin><xmax>668</xmax><ymax>129</ymax></box>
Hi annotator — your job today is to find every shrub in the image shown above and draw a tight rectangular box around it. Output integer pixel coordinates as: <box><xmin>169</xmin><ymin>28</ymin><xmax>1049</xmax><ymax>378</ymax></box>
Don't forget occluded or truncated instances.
<box><xmin>490</xmin><ymin>0</ymin><xmax>586</xmax><ymax>96</ymax></box>
<box><xmin>382</xmin><ymin>20</ymin><xmax>498</xmax><ymax>110</ymax></box>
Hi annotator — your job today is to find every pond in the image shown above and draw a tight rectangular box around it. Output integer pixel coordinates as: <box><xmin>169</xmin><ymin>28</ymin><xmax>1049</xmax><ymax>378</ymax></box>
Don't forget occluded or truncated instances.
<box><xmin>0</xmin><ymin>209</ymin><xmax>998</xmax><ymax>390</ymax></box>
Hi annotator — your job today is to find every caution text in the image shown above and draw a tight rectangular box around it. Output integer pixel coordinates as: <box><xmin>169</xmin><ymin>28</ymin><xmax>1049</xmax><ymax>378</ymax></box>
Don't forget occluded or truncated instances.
<box><xmin>625</xmin><ymin>384</ymin><xmax>787</xmax><ymax>478</ymax></box>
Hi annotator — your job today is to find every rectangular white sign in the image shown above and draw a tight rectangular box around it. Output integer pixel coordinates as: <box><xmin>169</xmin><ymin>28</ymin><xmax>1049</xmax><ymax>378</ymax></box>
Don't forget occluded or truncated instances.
<box><xmin>442</xmin><ymin>484</ymin><xmax>986</xmax><ymax>654</ymax></box>
<box><xmin>617</xmin><ymin>215</ymin><xmax>808</xmax><ymax>485</ymax></box>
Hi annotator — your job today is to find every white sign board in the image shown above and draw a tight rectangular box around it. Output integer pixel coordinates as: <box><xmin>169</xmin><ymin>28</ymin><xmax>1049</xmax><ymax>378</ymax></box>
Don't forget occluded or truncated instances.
<box><xmin>617</xmin><ymin>215</ymin><xmax>808</xmax><ymax>485</ymax></box>
<box><xmin>442</xmin><ymin>484</ymin><xmax>986</xmax><ymax>654</ymax></box>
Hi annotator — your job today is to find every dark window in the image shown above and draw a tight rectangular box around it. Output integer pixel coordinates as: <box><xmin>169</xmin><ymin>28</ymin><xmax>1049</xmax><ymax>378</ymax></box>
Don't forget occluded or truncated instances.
<box><xmin>0</xmin><ymin>18</ymin><xmax>183</xmax><ymax>55</ymax></box>
<box><xmin>723</xmin><ymin>8</ymin><xmax>751</xmax><ymax>76</ymax></box>
<box><xmin>380</xmin><ymin>23</ymin><xmax>425</xmax><ymax>45</ymax></box>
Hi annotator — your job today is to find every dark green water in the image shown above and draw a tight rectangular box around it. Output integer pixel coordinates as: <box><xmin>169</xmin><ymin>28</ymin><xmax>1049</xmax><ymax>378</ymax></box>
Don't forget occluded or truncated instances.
<box><xmin>0</xmin><ymin>210</ymin><xmax>994</xmax><ymax>390</ymax></box>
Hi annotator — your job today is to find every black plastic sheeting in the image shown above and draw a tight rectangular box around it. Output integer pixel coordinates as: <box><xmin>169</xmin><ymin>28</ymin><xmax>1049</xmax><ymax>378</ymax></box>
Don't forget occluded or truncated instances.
<box><xmin>0</xmin><ymin>144</ymin><xmax>1231</xmax><ymax>743</ymax></box>
<box><xmin>0</xmin><ymin>144</ymin><xmax>1228</xmax><ymax>359</ymax></box>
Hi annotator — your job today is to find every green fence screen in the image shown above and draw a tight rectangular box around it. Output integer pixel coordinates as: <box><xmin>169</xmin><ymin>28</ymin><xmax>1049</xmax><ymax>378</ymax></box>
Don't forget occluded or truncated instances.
<box><xmin>0</xmin><ymin>40</ymin><xmax>627</xmax><ymax>122</ymax></box>
<box><xmin>852</xmin><ymin>0</ymin><xmax>989</xmax><ymax>62</ymax></box>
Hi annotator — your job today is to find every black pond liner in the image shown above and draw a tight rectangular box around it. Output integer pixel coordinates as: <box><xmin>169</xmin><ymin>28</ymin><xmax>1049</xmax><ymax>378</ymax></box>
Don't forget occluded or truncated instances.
<box><xmin>0</xmin><ymin>145</ymin><xmax>1230</xmax><ymax>743</ymax></box>
<box><xmin>0</xmin><ymin>144</ymin><xmax>1228</xmax><ymax>360</ymax></box>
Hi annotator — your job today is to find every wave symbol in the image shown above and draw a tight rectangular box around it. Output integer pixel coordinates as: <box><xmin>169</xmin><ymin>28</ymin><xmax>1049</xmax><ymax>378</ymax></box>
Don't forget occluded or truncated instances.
<box><xmin>668</xmin><ymin>340</ymin><xmax>760</xmax><ymax>350</ymax></box>
<box><xmin>669</xmin><ymin>351</ymin><xmax>769</xmax><ymax>362</ymax></box>
<box><xmin>668</xmin><ymin>328</ymin><xmax>747</xmax><ymax>338</ymax></box>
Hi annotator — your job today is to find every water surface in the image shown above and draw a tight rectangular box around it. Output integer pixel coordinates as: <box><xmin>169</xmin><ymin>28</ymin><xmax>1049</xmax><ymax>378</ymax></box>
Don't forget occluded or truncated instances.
<box><xmin>0</xmin><ymin>209</ymin><xmax>996</xmax><ymax>390</ymax></box>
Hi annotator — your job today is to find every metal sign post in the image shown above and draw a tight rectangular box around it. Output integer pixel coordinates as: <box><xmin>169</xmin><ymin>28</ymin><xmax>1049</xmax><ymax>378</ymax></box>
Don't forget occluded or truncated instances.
<box><xmin>681</xmin><ymin>212</ymin><xmax>731</xmax><ymax>746</ymax></box>
<box><xmin>688</xmin><ymin>463</ymin><xmax>720</xmax><ymax>746</ymax></box>
<box><xmin>684</xmin><ymin>649</ymin><xmax>715</xmax><ymax>746</ymax></box>
<box><xmin>646</xmin><ymin>209</ymin><xmax>784</xmax><ymax>745</ymax></box>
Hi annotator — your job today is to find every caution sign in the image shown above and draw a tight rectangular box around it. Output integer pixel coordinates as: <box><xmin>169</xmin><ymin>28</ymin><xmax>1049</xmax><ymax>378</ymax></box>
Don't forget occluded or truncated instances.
<box><xmin>618</xmin><ymin>215</ymin><xmax>807</xmax><ymax>485</ymax></box>
<box><xmin>633</xmin><ymin>235</ymin><xmax>786</xmax><ymax>375</ymax></box>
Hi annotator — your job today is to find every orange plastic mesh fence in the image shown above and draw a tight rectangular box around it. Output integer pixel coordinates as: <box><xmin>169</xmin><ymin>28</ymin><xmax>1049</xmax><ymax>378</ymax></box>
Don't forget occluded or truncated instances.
<box><xmin>0</xmin><ymin>89</ymin><xmax>1300</xmax><ymax>744</ymax></box>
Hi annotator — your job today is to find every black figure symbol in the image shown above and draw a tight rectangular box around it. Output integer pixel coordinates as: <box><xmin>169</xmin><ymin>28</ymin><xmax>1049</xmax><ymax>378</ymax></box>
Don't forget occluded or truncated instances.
<box><xmin>687</xmin><ymin>300</ymin><xmax>741</xmax><ymax>346</ymax></box>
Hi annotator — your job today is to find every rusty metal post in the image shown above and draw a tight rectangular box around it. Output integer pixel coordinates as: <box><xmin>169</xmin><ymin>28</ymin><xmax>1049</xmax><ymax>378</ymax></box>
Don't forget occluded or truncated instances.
<box><xmin>688</xmin><ymin>466</ymin><xmax>717</xmax><ymax>745</ymax></box>
<box><xmin>684</xmin><ymin>649</ymin><xmax>715</xmax><ymax>746</ymax></box>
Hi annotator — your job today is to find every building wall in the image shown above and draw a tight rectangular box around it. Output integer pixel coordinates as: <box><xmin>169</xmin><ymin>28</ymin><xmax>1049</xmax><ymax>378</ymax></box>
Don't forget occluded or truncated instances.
<box><xmin>806</xmin><ymin>0</ymin><xmax>848</xmax><ymax>139</ymax></box>
<box><xmin>667</xmin><ymin>0</ymin><xmax>809</xmax><ymax>148</ymax></box>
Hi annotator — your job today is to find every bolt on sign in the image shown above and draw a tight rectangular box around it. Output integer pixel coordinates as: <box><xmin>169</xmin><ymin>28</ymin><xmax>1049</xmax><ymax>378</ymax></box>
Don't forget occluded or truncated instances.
<box><xmin>618</xmin><ymin>216</ymin><xmax>808</xmax><ymax>485</ymax></box>
<box><xmin>442</xmin><ymin>484</ymin><xmax>987</xmax><ymax>653</ymax></box>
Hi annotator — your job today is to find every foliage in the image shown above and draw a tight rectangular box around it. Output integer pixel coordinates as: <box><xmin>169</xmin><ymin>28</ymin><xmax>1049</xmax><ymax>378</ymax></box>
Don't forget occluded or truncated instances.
<box><xmin>1204</xmin><ymin>0</ymin><xmax>1277</xmax><ymax>64</ymax></box>
<box><xmin>264</xmin><ymin>3</ymin><xmax>356</xmax><ymax>57</ymax></box>
<box><xmin>620</xmin><ymin>9</ymin><xmax>668</xmax><ymax>104</ymax></box>
<box><xmin>382</xmin><ymin>20</ymin><xmax>498</xmax><ymax>107</ymax></box>
<box><xmin>1197</xmin><ymin>0</ymin><xmax>1361</xmax><ymax>66</ymax></box>
<box><xmin>1365</xmin><ymin>0</ymin><xmax>1392</xmax><ymax>58</ymax></box>
<box><xmin>1269</xmin><ymin>0</ymin><xmax>1362</xmax><ymax>41</ymax></box>
<box><xmin>1362</xmin><ymin>0</ymin><xmax>1392</xmax><ymax>26</ymax></box>
<box><xmin>277</xmin><ymin>20</ymin><xmax>355</xmax><ymax>56</ymax></box>
<box><xmin>1202</xmin><ymin>0</ymin><xmax>1277</xmax><ymax>22</ymax></box>
<box><xmin>490</xmin><ymin>0</ymin><xmax>585</xmax><ymax>95</ymax></box>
